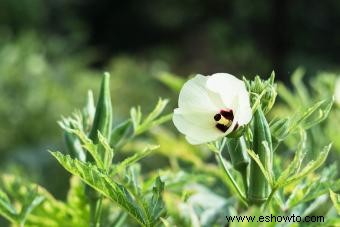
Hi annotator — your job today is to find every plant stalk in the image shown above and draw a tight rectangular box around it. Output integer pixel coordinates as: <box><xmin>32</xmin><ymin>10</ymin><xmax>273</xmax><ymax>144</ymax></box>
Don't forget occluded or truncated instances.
<box><xmin>216</xmin><ymin>152</ymin><xmax>248</xmax><ymax>206</ymax></box>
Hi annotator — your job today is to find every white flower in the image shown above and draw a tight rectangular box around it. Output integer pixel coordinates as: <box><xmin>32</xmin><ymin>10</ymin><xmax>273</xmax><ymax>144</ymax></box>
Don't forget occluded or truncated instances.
<box><xmin>335</xmin><ymin>77</ymin><xmax>340</xmax><ymax>106</ymax></box>
<box><xmin>172</xmin><ymin>73</ymin><xmax>252</xmax><ymax>145</ymax></box>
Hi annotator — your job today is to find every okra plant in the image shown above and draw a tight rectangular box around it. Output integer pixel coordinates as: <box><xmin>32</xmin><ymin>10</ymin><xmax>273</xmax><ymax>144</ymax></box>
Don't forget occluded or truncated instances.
<box><xmin>0</xmin><ymin>73</ymin><xmax>170</xmax><ymax>227</ymax></box>
<box><xmin>0</xmin><ymin>71</ymin><xmax>339</xmax><ymax>226</ymax></box>
<box><xmin>169</xmin><ymin>72</ymin><xmax>339</xmax><ymax>225</ymax></box>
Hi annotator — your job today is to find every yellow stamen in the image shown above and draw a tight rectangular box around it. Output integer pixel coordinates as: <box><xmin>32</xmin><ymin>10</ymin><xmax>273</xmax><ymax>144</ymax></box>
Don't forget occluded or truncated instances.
<box><xmin>217</xmin><ymin>116</ymin><xmax>232</xmax><ymax>127</ymax></box>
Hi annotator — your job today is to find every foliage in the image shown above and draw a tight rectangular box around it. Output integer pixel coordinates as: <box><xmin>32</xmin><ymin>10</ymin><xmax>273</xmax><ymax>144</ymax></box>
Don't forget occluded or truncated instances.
<box><xmin>0</xmin><ymin>70</ymin><xmax>339</xmax><ymax>226</ymax></box>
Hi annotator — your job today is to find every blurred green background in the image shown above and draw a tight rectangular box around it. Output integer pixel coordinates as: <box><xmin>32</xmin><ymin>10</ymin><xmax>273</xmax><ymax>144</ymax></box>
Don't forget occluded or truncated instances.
<box><xmin>0</xmin><ymin>0</ymin><xmax>339</xmax><ymax>208</ymax></box>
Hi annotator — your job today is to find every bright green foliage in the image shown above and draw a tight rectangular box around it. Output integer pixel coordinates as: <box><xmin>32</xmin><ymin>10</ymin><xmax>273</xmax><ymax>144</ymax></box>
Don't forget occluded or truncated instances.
<box><xmin>0</xmin><ymin>186</ymin><xmax>44</xmax><ymax>226</ymax></box>
<box><xmin>50</xmin><ymin>151</ymin><xmax>165</xmax><ymax>227</ymax></box>
<box><xmin>110</xmin><ymin>119</ymin><xmax>133</xmax><ymax>148</ymax></box>
<box><xmin>0</xmin><ymin>174</ymin><xmax>89</xmax><ymax>227</ymax></box>
<box><xmin>0</xmin><ymin>69</ymin><xmax>338</xmax><ymax>226</ymax></box>
<box><xmin>270</xmin><ymin>97</ymin><xmax>334</xmax><ymax>150</ymax></box>
<box><xmin>131</xmin><ymin>98</ymin><xmax>172</xmax><ymax>136</ymax></box>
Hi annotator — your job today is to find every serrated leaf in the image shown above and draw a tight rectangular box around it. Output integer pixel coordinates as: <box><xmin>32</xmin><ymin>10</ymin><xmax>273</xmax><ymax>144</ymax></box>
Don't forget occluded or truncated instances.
<box><xmin>283</xmin><ymin>144</ymin><xmax>331</xmax><ymax>187</ymax></box>
<box><xmin>143</xmin><ymin>177</ymin><xmax>166</xmax><ymax>225</ymax></box>
<box><xmin>72</xmin><ymin>129</ymin><xmax>104</xmax><ymax>169</ymax></box>
<box><xmin>50</xmin><ymin>151</ymin><xmax>165</xmax><ymax>226</ymax></box>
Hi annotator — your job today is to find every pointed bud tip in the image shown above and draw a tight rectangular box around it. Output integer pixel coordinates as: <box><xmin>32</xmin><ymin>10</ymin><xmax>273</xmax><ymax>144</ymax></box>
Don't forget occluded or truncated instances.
<box><xmin>103</xmin><ymin>72</ymin><xmax>111</xmax><ymax>79</ymax></box>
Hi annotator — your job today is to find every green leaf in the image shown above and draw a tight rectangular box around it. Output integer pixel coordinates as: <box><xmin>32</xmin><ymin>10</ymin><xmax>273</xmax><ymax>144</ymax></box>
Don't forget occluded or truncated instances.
<box><xmin>270</xmin><ymin>118</ymin><xmax>290</xmax><ymax>145</ymax></box>
<box><xmin>277</xmin><ymin>82</ymin><xmax>299</xmax><ymax>108</ymax></box>
<box><xmin>98</xmin><ymin>131</ymin><xmax>115</xmax><ymax>168</ymax></box>
<box><xmin>283</xmin><ymin>144</ymin><xmax>331</xmax><ymax>187</ymax></box>
<box><xmin>291</xmin><ymin>67</ymin><xmax>309</xmax><ymax>105</ymax></box>
<box><xmin>110</xmin><ymin>145</ymin><xmax>159</xmax><ymax>175</ymax></box>
<box><xmin>131</xmin><ymin>98</ymin><xmax>171</xmax><ymax>135</ymax></box>
<box><xmin>66</xmin><ymin>176</ymin><xmax>89</xmax><ymax>221</ymax></box>
<box><xmin>275</xmin><ymin>130</ymin><xmax>307</xmax><ymax>187</ymax></box>
<box><xmin>144</xmin><ymin>98</ymin><xmax>168</xmax><ymax>125</ymax></box>
<box><xmin>143</xmin><ymin>177</ymin><xmax>166</xmax><ymax>225</ymax></box>
<box><xmin>270</xmin><ymin>97</ymin><xmax>334</xmax><ymax>148</ymax></box>
<box><xmin>18</xmin><ymin>190</ymin><xmax>45</xmax><ymax>226</ymax></box>
<box><xmin>50</xmin><ymin>151</ymin><xmax>165</xmax><ymax>227</ymax></box>
<box><xmin>72</xmin><ymin>129</ymin><xmax>104</xmax><ymax>169</ymax></box>
<box><xmin>130</xmin><ymin>106</ymin><xmax>142</xmax><ymax>131</ymax></box>
<box><xmin>0</xmin><ymin>188</ymin><xmax>17</xmax><ymax>223</ymax></box>
<box><xmin>0</xmin><ymin>182</ymin><xmax>45</xmax><ymax>226</ymax></box>
<box><xmin>110</xmin><ymin>119</ymin><xmax>133</xmax><ymax>147</ymax></box>
<box><xmin>295</xmin><ymin>97</ymin><xmax>334</xmax><ymax>130</ymax></box>
<box><xmin>0</xmin><ymin>174</ymin><xmax>87</xmax><ymax>227</ymax></box>
<box><xmin>330</xmin><ymin>190</ymin><xmax>340</xmax><ymax>215</ymax></box>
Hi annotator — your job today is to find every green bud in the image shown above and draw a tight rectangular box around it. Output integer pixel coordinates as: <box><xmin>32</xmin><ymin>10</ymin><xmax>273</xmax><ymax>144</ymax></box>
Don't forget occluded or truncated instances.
<box><xmin>248</xmin><ymin>106</ymin><xmax>273</xmax><ymax>205</ymax></box>
<box><xmin>64</xmin><ymin>122</ymin><xmax>86</xmax><ymax>162</ymax></box>
<box><xmin>245</xmin><ymin>72</ymin><xmax>277</xmax><ymax>113</ymax></box>
<box><xmin>89</xmin><ymin>73</ymin><xmax>113</xmax><ymax>143</ymax></box>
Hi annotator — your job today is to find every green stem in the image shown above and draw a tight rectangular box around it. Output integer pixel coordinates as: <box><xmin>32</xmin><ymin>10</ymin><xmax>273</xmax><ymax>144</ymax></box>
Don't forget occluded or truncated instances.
<box><xmin>239</xmin><ymin>167</ymin><xmax>248</xmax><ymax>193</ymax></box>
<box><xmin>216</xmin><ymin>152</ymin><xmax>248</xmax><ymax>206</ymax></box>
<box><xmin>90</xmin><ymin>196</ymin><xmax>103</xmax><ymax>227</ymax></box>
<box><xmin>226</xmin><ymin>136</ymin><xmax>249</xmax><ymax>192</ymax></box>
<box><xmin>263</xmin><ymin>187</ymin><xmax>277</xmax><ymax>210</ymax></box>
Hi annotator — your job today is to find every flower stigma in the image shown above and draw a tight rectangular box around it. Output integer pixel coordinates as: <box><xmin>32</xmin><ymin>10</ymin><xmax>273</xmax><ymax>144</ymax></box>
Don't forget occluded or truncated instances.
<box><xmin>213</xmin><ymin>109</ymin><xmax>237</xmax><ymax>132</ymax></box>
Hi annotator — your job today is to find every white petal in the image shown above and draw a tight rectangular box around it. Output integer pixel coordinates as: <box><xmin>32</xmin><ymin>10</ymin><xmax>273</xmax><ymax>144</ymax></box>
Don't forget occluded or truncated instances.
<box><xmin>206</xmin><ymin>73</ymin><xmax>252</xmax><ymax>127</ymax></box>
<box><xmin>234</xmin><ymin>91</ymin><xmax>252</xmax><ymax>126</ymax></box>
<box><xmin>206</xmin><ymin>73</ymin><xmax>245</xmax><ymax>110</ymax></box>
<box><xmin>172</xmin><ymin>109</ymin><xmax>224</xmax><ymax>144</ymax></box>
<box><xmin>178</xmin><ymin>74</ymin><xmax>222</xmax><ymax>113</ymax></box>
<box><xmin>234</xmin><ymin>95</ymin><xmax>252</xmax><ymax>126</ymax></box>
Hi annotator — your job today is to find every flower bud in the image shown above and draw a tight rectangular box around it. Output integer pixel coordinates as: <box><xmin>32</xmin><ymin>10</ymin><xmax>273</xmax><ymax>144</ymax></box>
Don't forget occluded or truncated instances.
<box><xmin>245</xmin><ymin>72</ymin><xmax>277</xmax><ymax>113</ymax></box>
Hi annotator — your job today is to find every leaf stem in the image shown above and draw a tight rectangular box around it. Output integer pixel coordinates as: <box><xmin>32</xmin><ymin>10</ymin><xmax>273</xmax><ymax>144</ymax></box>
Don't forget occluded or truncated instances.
<box><xmin>216</xmin><ymin>152</ymin><xmax>248</xmax><ymax>206</ymax></box>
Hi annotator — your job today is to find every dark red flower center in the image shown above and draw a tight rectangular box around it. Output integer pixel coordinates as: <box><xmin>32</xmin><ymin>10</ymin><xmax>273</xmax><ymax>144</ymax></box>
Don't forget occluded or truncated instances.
<box><xmin>213</xmin><ymin>109</ymin><xmax>238</xmax><ymax>132</ymax></box>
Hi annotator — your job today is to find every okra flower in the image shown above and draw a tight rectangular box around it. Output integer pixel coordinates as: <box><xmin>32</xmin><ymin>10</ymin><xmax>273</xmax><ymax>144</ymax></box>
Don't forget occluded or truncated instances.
<box><xmin>173</xmin><ymin>73</ymin><xmax>252</xmax><ymax>144</ymax></box>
